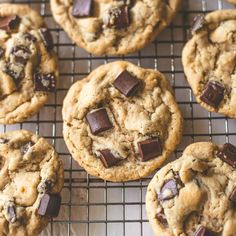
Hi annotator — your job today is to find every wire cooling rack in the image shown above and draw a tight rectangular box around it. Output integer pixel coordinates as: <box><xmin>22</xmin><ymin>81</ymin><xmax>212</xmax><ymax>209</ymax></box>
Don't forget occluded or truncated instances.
<box><xmin>1</xmin><ymin>0</ymin><xmax>236</xmax><ymax>235</ymax></box>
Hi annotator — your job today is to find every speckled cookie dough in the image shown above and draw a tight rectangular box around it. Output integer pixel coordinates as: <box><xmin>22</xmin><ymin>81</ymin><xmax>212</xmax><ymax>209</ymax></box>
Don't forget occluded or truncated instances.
<box><xmin>182</xmin><ymin>10</ymin><xmax>236</xmax><ymax>118</ymax></box>
<box><xmin>0</xmin><ymin>130</ymin><xmax>64</xmax><ymax>236</ymax></box>
<box><xmin>62</xmin><ymin>61</ymin><xmax>183</xmax><ymax>182</ymax></box>
<box><xmin>50</xmin><ymin>0</ymin><xmax>182</xmax><ymax>55</ymax></box>
<box><xmin>146</xmin><ymin>142</ymin><xmax>236</xmax><ymax>236</ymax></box>
<box><xmin>0</xmin><ymin>4</ymin><xmax>59</xmax><ymax>124</ymax></box>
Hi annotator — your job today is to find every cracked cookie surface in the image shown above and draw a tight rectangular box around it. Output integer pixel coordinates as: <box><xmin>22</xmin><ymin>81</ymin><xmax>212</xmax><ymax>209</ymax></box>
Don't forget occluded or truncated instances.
<box><xmin>0</xmin><ymin>4</ymin><xmax>58</xmax><ymax>124</ymax></box>
<box><xmin>0</xmin><ymin>130</ymin><xmax>64</xmax><ymax>236</ymax></box>
<box><xmin>50</xmin><ymin>0</ymin><xmax>181</xmax><ymax>55</ymax></box>
<box><xmin>182</xmin><ymin>10</ymin><xmax>236</xmax><ymax>118</ymax></box>
<box><xmin>146</xmin><ymin>142</ymin><xmax>236</xmax><ymax>236</ymax></box>
<box><xmin>62</xmin><ymin>61</ymin><xmax>183</xmax><ymax>182</ymax></box>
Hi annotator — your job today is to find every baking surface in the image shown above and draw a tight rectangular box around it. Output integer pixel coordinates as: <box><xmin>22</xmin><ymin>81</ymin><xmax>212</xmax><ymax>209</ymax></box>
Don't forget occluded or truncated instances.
<box><xmin>1</xmin><ymin>0</ymin><xmax>236</xmax><ymax>235</ymax></box>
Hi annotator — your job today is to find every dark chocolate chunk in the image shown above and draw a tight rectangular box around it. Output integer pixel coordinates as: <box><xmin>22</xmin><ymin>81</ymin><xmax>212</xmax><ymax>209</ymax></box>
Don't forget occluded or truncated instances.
<box><xmin>106</xmin><ymin>6</ymin><xmax>130</xmax><ymax>29</ymax></box>
<box><xmin>34</xmin><ymin>73</ymin><xmax>56</xmax><ymax>92</ymax></box>
<box><xmin>159</xmin><ymin>179</ymin><xmax>178</xmax><ymax>201</ymax></box>
<box><xmin>229</xmin><ymin>186</ymin><xmax>236</xmax><ymax>202</ymax></box>
<box><xmin>39</xmin><ymin>28</ymin><xmax>54</xmax><ymax>50</ymax></box>
<box><xmin>0</xmin><ymin>15</ymin><xmax>20</xmax><ymax>32</ymax></box>
<box><xmin>24</xmin><ymin>33</ymin><xmax>37</xmax><ymax>42</ymax></box>
<box><xmin>138</xmin><ymin>138</ymin><xmax>162</xmax><ymax>162</ymax></box>
<box><xmin>38</xmin><ymin>193</ymin><xmax>61</xmax><ymax>217</ymax></box>
<box><xmin>217</xmin><ymin>143</ymin><xmax>236</xmax><ymax>168</ymax></box>
<box><xmin>99</xmin><ymin>149</ymin><xmax>122</xmax><ymax>168</ymax></box>
<box><xmin>0</xmin><ymin>47</ymin><xmax>4</xmax><ymax>58</ymax></box>
<box><xmin>7</xmin><ymin>205</ymin><xmax>16</xmax><ymax>223</ymax></box>
<box><xmin>194</xmin><ymin>226</ymin><xmax>215</xmax><ymax>236</ymax></box>
<box><xmin>86</xmin><ymin>108</ymin><xmax>113</xmax><ymax>135</ymax></box>
<box><xmin>191</xmin><ymin>14</ymin><xmax>206</xmax><ymax>34</ymax></box>
<box><xmin>4</xmin><ymin>63</ymin><xmax>24</xmax><ymax>82</ymax></box>
<box><xmin>72</xmin><ymin>0</ymin><xmax>92</xmax><ymax>17</ymax></box>
<box><xmin>156</xmin><ymin>212</ymin><xmax>168</xmax><ymax>226</ymax></box>
<box><xmin>20</xmin><ymin>141</ymin><xmax>34</xmax><ymax>155</ymax></box>
<box><xmin>113</xmin><ymin>70</ymin><xmax>140</xmax><ymax>97</ymax></box>
<box><xmin>0</xmin><ymin>138</ymin><xmax>8</xmax><ymax>144</ymax></box>
<box><xmin>12</xmin><ymin>46</ymin><xmax>31</xmax><ymax>65</ymax></box>
<box><xmin>200</xmin><ymin>81</ymin><xmax>224</xmax><ymax>108</ymax></box>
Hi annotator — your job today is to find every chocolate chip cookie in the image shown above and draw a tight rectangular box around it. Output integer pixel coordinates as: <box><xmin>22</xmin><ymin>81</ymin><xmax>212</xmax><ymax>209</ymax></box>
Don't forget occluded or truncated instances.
<box><xmin>146</xmin><ymin>142</ymin><xmax>236</xmax><ymax>236</ymax></box>
<box><xmin>182</xmin><ymin>10</ymin><xmax>236</xmax><ymax>118</ymax></box>
<box><xmin>0</xmin><ymin>4</ymin><xmax>58</xmax><ymax>124</ymax></box>
<box><xmin>62</xmin><ymin>61</ymin><xmax>183</xmax><ymax>182</ymax></box>
<box><xmin>50</xmin><ymin>0</ymin><xmax>182</xmax><ymax>55</ymax></box>
<box><xmin>0</xmin><ymin>130</ymin><xmax>64</xmax><ymax>236</ymax></box>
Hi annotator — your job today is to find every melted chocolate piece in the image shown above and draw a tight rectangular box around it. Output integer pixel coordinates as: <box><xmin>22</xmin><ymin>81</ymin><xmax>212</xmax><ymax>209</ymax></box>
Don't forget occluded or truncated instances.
<box><xmin>20</xmin><ymin>141</ymin><xmax>34</xmax><ymax>155</ymax></box>
<box><xmin>99</xmin><ymin>149</ymin><xmax>122</xmax><ymax>168</ymax></box>
<box><xmin>138</xmin><ymin>138</ymin><xmax>162</xmax><ymax>162</ymax></box>
<box><xmin>72</xmin><ymin>0</ymin><xmax>92</xmax><ymax>17</ymax></box>
<box><xmin>38</xmin><ymin>193</ymin><xmax>61</xmax><ymax>217</ymax></box>
<box><xmin>7</xmin><ymin>205</ymin><xmax>16</xmax><ymax>223</ymax></box>
<box><xmin>86</xmin><ymin>108</ymin><xmax>113</xmax><ymax>135</ymax></box>
<box><xmin>113</xmin><ymin>70</ymin><xmax>140</xmax><ymax>97</ymax></box>
<box><xmin>39</xmin><ymin>28</ymin><xmax>54</xmax><ymax>50</ymax></box>
<box><xmin>0</xmin><ymin>15</ymin><xmax>20</xmax><ymax>32</ymax></box>
<box><xmin>194</xmin><ymin>226</ymin><xmax>215</xmax><ymax>236</ymax></box>
<box><xmin>24</xmin><ymin>33</ymin><xmax>37</xmax><ymax>42</ymax></box>
<box><xmin>0</xmin><ymin>47</ymin><xmax>4</xmax><ymax>58</ymax></box>
<box><xmin>4</xmin><ymin>63</ymin><xmax>24</xmax><ymax>82</ymax></box>
<box><xmin>156</xmin><ymin>212</ymin><xmax>168</xmax><ymax>226</ymax></box>
<box><xmin>200</xmin><ymin>81</ymin><xmax>224</xmax><ymax>108</ymax></box>
<box><xmin>217</xmin><ymin>143</ymin><xmax>236</xmax><ymax>168</ymax></box>
<box><xmin>12</xmin><ymin>46</ymin><xmax>31</xmax><ymax>65</ymax></box>
<box><xmin>34</xmin><ymin>73</ymin><xmax>56</xmax><ymax>92</ymax></box>
<box><xmin>191</xmin><ymin>14</ymin><xmax>206</xmax><ymax>34</ymax></box>
<box><xmin>0</xmin><ymin>138</ymin><xmax>8</xmax><ymax>144</ymax></box>
<box><xmin>159</xmin><ymin>179</ymin><xmax>178</xmax><ymax>201</ymax></box>
<box><xmin>229</xmin><ymin>186</ymin><xmax>236</xmax><ymax>202</ymax></box>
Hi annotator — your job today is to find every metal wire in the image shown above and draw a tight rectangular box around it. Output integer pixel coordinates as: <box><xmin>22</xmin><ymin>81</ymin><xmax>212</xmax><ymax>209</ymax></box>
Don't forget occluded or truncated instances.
<box><xmin>1</xmin><ymin>0</ymin><xmax>235</xmax><ymax>235</ymax></box>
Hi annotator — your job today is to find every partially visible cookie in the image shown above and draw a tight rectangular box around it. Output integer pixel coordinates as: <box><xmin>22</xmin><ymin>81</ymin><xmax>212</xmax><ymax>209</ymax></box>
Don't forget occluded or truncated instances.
<box><xmin>146</xmin><ymin>142</ymin><xmax>236</xmax><ymax>236</ymax></box>
<box><xmin>182</xmin><ymin>10</ymin><xmax>236</xmax><ymax>118</ymax></box>
<box><xmin>0</xmin><ymin>130</ymin><xmax>64</xmax><ymax>236</ymax></box>
<box><xmin>228</xmin><ymin>0</ymin><xmax>236</xmax><ymax>4</ymax></box>
<box><xmin>62</xmin><ymin>61</ymin><xmax>183</xmax><ymax>182</ymax></box>
<box><xmin>50</xmin><ymin>0</ymin><xmax>181</xmax><ymax>55</ymax></box>
<box><xmin>0</xmin><ymin>4</ymin><xmax>58</xmax><ymax>124</ymax></box>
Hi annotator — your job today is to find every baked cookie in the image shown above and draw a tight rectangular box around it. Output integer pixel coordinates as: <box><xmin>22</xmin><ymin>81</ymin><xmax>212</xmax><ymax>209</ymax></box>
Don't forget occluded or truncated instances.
<box><xmin>62</xmin><ymin>61</ymin><xmax>183</xmax><ymax>182</ymax></box>
<box><xmin>0</xmin><ymin>130</ymin><xmax>64</xmax><ymax>236</ymax></box>
<box><xmin>0</xmin><ymin>4</ymin><xmax>58</xmax><ymax>124</ymax></box>
<box><xmin>50</xmin><ymin>0</ymin><xmax>181</xmax><ymax>55</ymax></box>
<box><xmin>146</xmin><ymin>142</ymin><xmax>236</xmax><ymax>236</ymax></box>
<box><xmin>228</xmin><ymin>0</ymin><xmax>236</xmax><ymax>4</ymax></box>
<box><xmin>182</xmin><ymin>10</ymin><xmax>236</xmax><ymax>118</ymax></box>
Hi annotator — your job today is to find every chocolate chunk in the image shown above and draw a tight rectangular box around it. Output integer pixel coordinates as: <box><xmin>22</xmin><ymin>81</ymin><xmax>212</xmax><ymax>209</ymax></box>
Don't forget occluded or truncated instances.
<box><xmin>138</xmin><ymin>138</ymin><xmax>162</xmax><ymax>162</ymax></box>
<box><xmin>24</xmin><ymin>33</ymin><xmax>37</xmax><ymax>42</ymax></box>
<box><xmin>217</xmin><ymin>143</ymin><xmax>236</xmax><ymax>168</ymax></box>
<box><xmin>0</xmin><ymin>15</ymin><xmax>20</xmax><ymax>32</ymax></box>
<box><xmin>7</xmin><ymin>205</ymin><xmax>16</xmax><ymax>223</ymax></box>
<box><xmin>20</xmin><ymin>141</ymin><xmax>34</xmax><ymax>155</ymax></box>
<box><xmin>194</xmin><ymin>226</ymin><xmax>215</xmax><ymax>236</ymax></box>
<box><xmin>229</xmin><ymin>186</ymin><xmax>236</xmax><ymax>202</ymax></box>
<box><xmin>191</xmin><ymin>14</ymin><xmax>206</xmax><ymax>34</ymax></box>
<box><xmin>113</xmin><ymin>70</ymin><xmax>140</xmax><ymax>97</ymax></box>
<box><xmin>99</xmin><ymin>149</ymin><xmax>122</xmax><ymax>168</ymax></box>
<box><xmin>4</xmin><ymin>63</ymin><xmax>24</xmax><ymax>82</ymax></box>
<box><xmin>38</xmin><ymin>193</ymin><xmax>61</xmax><ymax>217</ymax></box>
<box><xmin>34</xmin><ymin>73</ymin><xmax>56</xmax><ymax>92</ymax></box>
<box><xmin>200</xmin><ymin>81</ymin><xmax>224</xmax><ymax>108</ymax></box>
<box><xmin>12</xmin><ymin>46</ymin><xmax>31</xmax><ymax>65</ymax></box>
<box><xmin>106</xmin><ymin>6</ymin><xmax>130</xmax><ymax>29</ymax></box>
<box><xmin>0</xmin><ymin>138</ymin><xmax>8</xmax><ymax>144</ymax></box>
<box><xmin>86</xmin><ymin>108</ymin><xmax>113</xmax><ymax>135</ymax></box>
<box><xmin>159</xmin><ymin>179</ymin><xmax>178</xmax><ymax>201</ymax></box>
<box><xmin>39</xmin><ymin>28</ymin><xmax>54</xmax><ymax>50</ymax></box>
<box><xmin>72</xmin><ymin>0</ymin><xmax>92</xmax><ymax>17</ymax></box>
<box><xmin>156</xmin><ymin>212</ymin><xmax>168</xmax><ymax>226</ymax></box>
<box><xmin>0</xmin><ymin>47</ymin><xmax>4</xmax><ymax>58</ymax></box>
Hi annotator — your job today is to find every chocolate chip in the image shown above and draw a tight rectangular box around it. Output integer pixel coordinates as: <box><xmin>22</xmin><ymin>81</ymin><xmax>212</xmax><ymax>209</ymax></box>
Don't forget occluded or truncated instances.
<box><xmin>191</xmin><ymin>14</ymin><xmax>206</xmax><ymax>34</ymax></box>
<box><xmin>99</xmin><ymin>149</ymin><xmax>122</xmax><ymax>168</ymax></box>
<box><xmin>106</xmin><ymin>6</ymin><xmax>130</xmax><ymax>29</ymax></box>
<box><xmin>156</xmin><ymin>212</ymin><xmax>168</xmax><ymax>226</ymax></box>
<box><xmin>38</xmin><ymin>193</ymin><xmax>61</xmax><ymax>217</ymax></box>
<box><xmin>138</xmin><ymin>138</ymin><xmax>162</xmax><ymax>162</ymax></box>
<box><xmin>7</xmin><ymin>205</ymin><xmax>16</xmax><ymax>223</ymax></box>
<box><xmin>72</xmin><ymin>0</ymin><xmax>92</xmax><ymax>17</ymax></box>
<box><xmin>0</xmin><ymin>47</ymin><xmax>4</xmax><ymax>58</ymax></box>
<box><xmin>12</xmin><ymin>46</ymin><xmax>31</xmax><ymax>65</ymax></box>
<box><xmin>159</xmin><ymin>179</ymin><xmax>178</xmax><ymax>201</ymax></box>
<box><xmin>0</xmin><ymin>138</ymin><xmax>8</xmax><ymax>144</ymax></box>
<box><xmin>20</xmin><ymin>141</ymin><xmax>34</xmax><ymax>155</ymax></box>
<box><xmin>200</xmin><ymin>81</ymin><xmax>224</xmax><ymax>108</ymax></box>
<box><xmin>24</xmin><ymin>33</ymin><xmax>37</xmax><ymax>42</ymax></box>
<box><xmin>113</xmin><ymin>70</ymin><xmax>140</xmax><ymax>97</ymax></box>
<box><xmin>0</xmin><ymin>15</ymin><xmax>20</xmax><ymax>32</ymax></box>
<box><xmin>34</xmin><ymin>73</ymin><xmax>56</xmax><ymax>92</ymax></box>
<box><xmin>217</xmin><ymin>143</ymin><xmax>236</xmax><ymax>168</ymax></box>
<box><xmin>194</xmin><ymin>226</ymin><xmax>215</xmax><ymax>236</ymax></box>
<box><xmin>4</xmin><ymin>63</ymin><xmax>24</xmax><ymax>82</ymax></box>
<box><xmin>86</xmin><ymin>108</ymin><xmax>113</xmax><ymax>135</ymax></box>
<box><xmin>229</xmin><ymin>186</ymin><xmax>236</xmax><ymax>202</ymax></box>
<box><xmin>39</xmin><ymin>28</ymin><xmax>54</xmax><ymax>50</ymax></box>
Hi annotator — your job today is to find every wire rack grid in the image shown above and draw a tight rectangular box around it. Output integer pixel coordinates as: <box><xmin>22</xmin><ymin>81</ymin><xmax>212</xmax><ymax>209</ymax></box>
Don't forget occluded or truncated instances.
<box><xmin>1</xmin><ymin>0</ymin><xmax>236</xmax><ymax>235</ymax></box>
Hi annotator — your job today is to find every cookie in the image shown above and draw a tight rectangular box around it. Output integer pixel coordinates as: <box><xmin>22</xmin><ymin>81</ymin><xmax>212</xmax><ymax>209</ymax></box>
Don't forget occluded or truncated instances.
<box><xmin>62</xmin><ymin>61</ymin><xmax>183</xmax><ymax>182</ymax></box>
<box><xmin>146</xmin><ymin>142</ymin><xmax>236</xmax><ymax>236</ymax></box>
<box><xmin>0</xmin><ymin>4</ymin><xmax>58</xmax><ymax>124</ymax></box>
<box><xmin>228</xmin><ymin>0</ymin><xmax>236</xmax><ymax>4</ymax></box>
<box><xmin>182</xmin><ymin>10</ymin><xmax>236</xmax><ymax>118</ymax></box>
<box><xmin>50</xmin><ymin>0</ymin><xmax>181</xmax><ymax>55</ymax></box>
<box><xmin>0</xmin><ymin>130</ymin><xmax>64</xmax><ymax>236</ymax></box>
